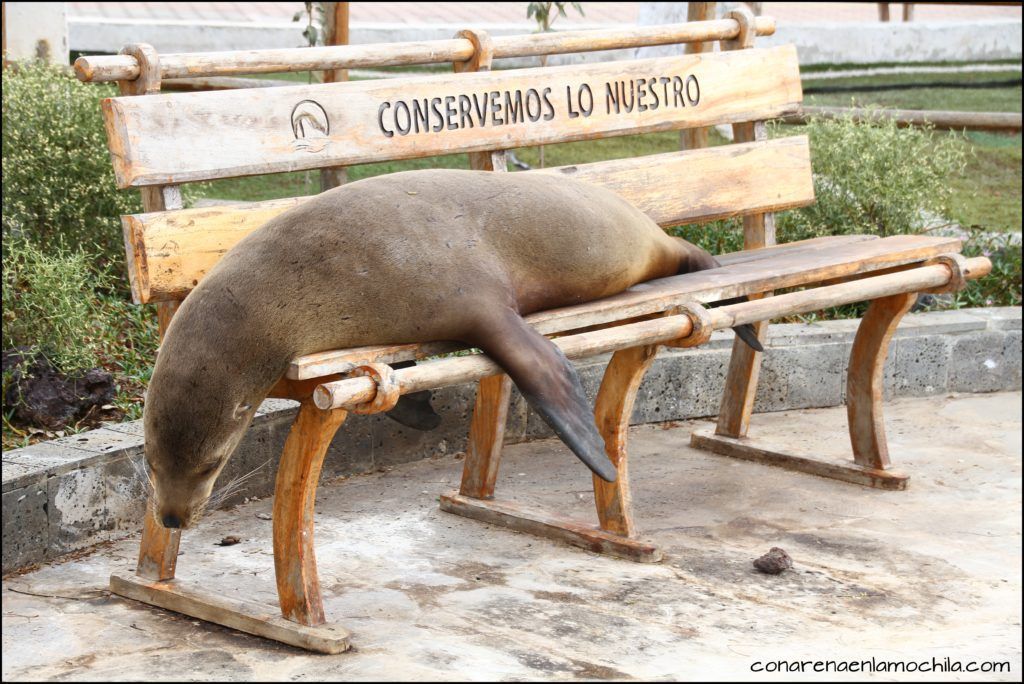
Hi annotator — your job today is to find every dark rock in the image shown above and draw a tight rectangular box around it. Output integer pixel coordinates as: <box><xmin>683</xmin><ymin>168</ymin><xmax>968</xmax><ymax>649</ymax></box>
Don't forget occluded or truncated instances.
<box><xmin>2</xmin><ymin>349</ymin><xmax>116</xmax><ymax>430</ymax></box>
<box><xmin>216</xmin><ymin>536</ymin><xmax>242</xmax><ymax>546</ymax></box>
<box><xmin>753</xmin><ymin>547</ymin><xmax>793</xmax><ymax>575</ymax></box>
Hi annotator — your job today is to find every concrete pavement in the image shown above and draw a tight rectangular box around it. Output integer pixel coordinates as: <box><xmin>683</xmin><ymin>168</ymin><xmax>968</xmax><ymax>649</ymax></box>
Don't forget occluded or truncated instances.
<box><xmin>3</xmin><ymin>392</ymin><xmax>1020</xmax><ymax>680</ymax></box>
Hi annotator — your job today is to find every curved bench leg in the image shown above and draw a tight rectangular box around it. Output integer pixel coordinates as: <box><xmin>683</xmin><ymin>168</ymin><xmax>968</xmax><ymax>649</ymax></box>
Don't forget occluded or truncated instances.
<box><xmin>691</xmin><ymin>293</ymin><xmax>914</xmax><ymax>490</ymax></box>
<box><xmin>273</xmin><ymin>399</ymin><xmax>348</xmax><ymax>626</ymax></box>
<box><xmin>593</xmin><ymin>344</ymin><xmax>659</xmax><ymax>537</ymax></box>
<box><xmin>458</xmin><ymin>374</ymin><xmax>513</xmax><ymax>499</ymax></box>
<box><xmin>441</xmin><ymin>350</ymin><xmax>661</xmax><ymax>563</ymax></box>
<box><xmin>847</xmin><ymin>292</ymin><xmax>917</xmax><ymax>470</ymax></box>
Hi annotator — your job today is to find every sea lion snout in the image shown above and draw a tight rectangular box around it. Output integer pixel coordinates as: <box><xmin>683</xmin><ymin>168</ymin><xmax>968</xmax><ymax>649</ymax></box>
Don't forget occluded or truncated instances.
<box><xmin>162</xmin><ymin>513</ymin><xmax>183</xmax><ymax>529</ymax></box>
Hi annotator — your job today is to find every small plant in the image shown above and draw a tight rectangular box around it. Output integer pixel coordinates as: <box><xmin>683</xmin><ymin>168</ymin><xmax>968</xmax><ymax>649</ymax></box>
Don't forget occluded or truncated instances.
<box><xmin>293</xmin><ymin>2</ymin><xmax>327</xmax><ymax>49</ymax></box>
<box><xmin>527</xmin><ymin>2</ymin><xmax>585</xmax><ymax>34</ymax></box>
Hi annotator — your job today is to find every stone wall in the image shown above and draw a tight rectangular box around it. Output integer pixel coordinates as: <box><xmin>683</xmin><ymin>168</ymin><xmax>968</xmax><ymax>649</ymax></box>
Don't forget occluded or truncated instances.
<box><xmin>3</xmin><ymin>306</ymin><xmax>1020</xmax><ymax>574</ymax></box>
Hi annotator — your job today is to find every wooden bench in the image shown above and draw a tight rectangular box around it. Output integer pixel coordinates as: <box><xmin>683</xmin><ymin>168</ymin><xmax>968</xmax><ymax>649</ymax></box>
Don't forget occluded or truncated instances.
<box><xmin>79</xmin><ymin>10</ymin><xmax>989</xmax><ymax>654</ymax></box>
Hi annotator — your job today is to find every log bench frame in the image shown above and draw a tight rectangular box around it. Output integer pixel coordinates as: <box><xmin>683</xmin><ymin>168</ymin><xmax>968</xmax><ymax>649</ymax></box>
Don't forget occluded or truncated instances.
<box><xmin>78</xmin><ymin>10</ymin><xmax>990</xmax><ymax>653</ymax></box>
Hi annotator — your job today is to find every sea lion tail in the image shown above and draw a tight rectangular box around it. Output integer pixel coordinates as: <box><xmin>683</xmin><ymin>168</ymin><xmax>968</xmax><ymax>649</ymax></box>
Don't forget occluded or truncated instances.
<box><xmin>471</xmin><ymin>308</ymin><xmax>618</xmax><ymax>482</ymax></box>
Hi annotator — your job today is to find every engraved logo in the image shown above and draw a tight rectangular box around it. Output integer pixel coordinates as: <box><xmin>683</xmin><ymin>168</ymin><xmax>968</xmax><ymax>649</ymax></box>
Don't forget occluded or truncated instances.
<box><xmin>291</xmin><ymin>100</ymin><xmax>331</xmax><ymax>153</ymax></box>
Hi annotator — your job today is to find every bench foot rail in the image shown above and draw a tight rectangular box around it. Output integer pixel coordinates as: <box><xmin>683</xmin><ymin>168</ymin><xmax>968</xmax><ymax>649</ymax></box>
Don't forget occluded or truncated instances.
<box><xmin>689</xmin><ymin>429</ymin><xmax>909</xmax><ymax>490</ymax></box>
<box><xmin>109</xmin><ymin>574</ymin><xmax>351</xmax><ymax>654</ymax></box>
<box><xmin>439</xmin><ymin>493</ymin><xmax>663</xmax><ymax>562</ymax></box>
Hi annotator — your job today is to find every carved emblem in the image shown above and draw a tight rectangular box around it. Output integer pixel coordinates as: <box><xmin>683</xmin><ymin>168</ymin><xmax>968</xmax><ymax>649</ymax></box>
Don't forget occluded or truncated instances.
<box><xmin>291</xmin><ymin>100</ymin><xmax>331</xmax><ymax>153</ymax></box>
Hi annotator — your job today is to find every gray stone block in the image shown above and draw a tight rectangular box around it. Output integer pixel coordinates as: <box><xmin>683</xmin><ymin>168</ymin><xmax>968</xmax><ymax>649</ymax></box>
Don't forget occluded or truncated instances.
<box><xmin>886</xmin><ymin>334</ymin><xmax>952</xmax><ymax>397</ymax></box>
<box><xmin>2</xmin><ymin>483</ymin><xmax>48</xmax><ymax>573</ymax></box>
<box><xmin>2</xmin><ymin>441</ymin><xmax>94</xmax><ymax>491</ymax></box>
<box><xmin>950</xmin><ymin>331</ymin><xmax>1015</xmax><ymax>393</ymax></box>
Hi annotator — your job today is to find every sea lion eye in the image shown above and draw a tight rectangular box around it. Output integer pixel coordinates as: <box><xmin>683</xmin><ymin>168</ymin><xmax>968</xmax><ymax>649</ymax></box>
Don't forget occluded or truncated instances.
<box><xmin>233</xmin><ymin>403</ymin><xmax>253</xmax><ymax>420</ymax></box>
<box><xmin>197</xmin><ymin>462</ymin><xmax>219</xmax><ymax>478</ymax></box>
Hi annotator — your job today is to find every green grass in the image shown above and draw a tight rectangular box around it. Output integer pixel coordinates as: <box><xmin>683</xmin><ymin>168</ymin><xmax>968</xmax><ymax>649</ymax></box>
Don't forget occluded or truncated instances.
<box><xmin>798</xmin><ymin>68</ymin><xmax>1022</xmax><ymax>233</ymax></box>
<box><xmin>804</xmin><ymin>68</ymin><xmax>1021</xmax><ymax>112</ymax></box>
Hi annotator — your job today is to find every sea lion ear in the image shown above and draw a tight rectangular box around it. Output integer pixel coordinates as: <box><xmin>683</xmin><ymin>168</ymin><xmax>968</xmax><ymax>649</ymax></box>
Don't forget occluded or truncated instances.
<box><xmin>471</xmin><ymin>309</ymin><xmax>617</xmax><ymax>483</ymax></box>
<box><xmin>233</xmin><ymin>403</ymin><xmax>253</xmax><ymax>420</ymax></box>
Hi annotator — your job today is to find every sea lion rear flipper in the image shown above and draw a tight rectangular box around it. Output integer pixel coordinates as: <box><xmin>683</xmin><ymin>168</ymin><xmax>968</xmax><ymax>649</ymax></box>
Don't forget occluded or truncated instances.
<box><xmin>472</xmin><ymin>309</ymin><xmax>617</xmax><ymax>483</ymax></box>
<box><xmin>384</xmin><ymin>360</ymin><xmax>442</xmax><ymax>431</ymax></box>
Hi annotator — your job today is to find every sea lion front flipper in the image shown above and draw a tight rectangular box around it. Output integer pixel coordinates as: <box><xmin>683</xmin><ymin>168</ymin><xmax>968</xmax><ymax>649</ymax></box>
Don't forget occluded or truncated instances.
<box><xmin>384</xmin><ymin>360</ymin><xmax>442</xmax><ymax>431</ymax></box>
<box><xmin>471</xmin><ymin>309</ymin><xmax>617</xmax><ymax>483</ymax></box>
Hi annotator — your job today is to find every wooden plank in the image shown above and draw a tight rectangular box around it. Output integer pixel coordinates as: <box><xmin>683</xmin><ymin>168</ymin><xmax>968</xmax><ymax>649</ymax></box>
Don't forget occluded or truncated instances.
<box><xmin>122</xmin><ymin>137</ymin><xmax>813</xmax><ymax>303</ymax></box>
<box><xmin>109</xmin><ymin>574</ymin><xmax>351</xmax><ymax>653</ymax></box>
<box><xmin>533</xmin><ymin>136</ymin><xmax>814</xmax><ymax>226</ymax></box>
<box><xmin>439</xmin><ymin>493</ymin><xmax>662</xmax><ymax>562</ymax></box>
<box><xmin>289</xmin><ymin>236</ymin><xmax>960</xmax><ymax>380</ymax></box>
<box><xmin>102</xmin><ymin>46</ymin><xmax>802</xmax><ymax>187</ymax></box>
<box><xmin>689</xmin><ymin>429</ymin><xmax>909</xmax><ymax>490</ymax></box>
<box><xmin>121</xmin><ymin>196</ymin><xmax>310</xmax><ymax>304</ymax></box>
<box><xmin>75</xmin><ymin>17</ymin><xmax>776</xmax><ymax>83</ymax></box>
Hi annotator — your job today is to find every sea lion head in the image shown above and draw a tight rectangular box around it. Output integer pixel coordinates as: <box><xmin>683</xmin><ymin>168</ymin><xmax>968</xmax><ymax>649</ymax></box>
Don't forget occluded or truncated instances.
<box><xmin>144</xmin><ymin>360</ymin><xmax>262</xmax><ymax>530</ymax></box>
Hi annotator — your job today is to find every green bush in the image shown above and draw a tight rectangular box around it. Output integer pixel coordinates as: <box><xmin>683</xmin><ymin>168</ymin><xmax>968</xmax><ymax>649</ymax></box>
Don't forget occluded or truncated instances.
<box><xmin>774</xmin><ymin>112</ymin><xmax>967</xmax><ymax>241</ymax></box>
<box><xmin>2</xmin><ymin>61</ymin><xmax>141</xmax><ymax>268</ymax></box>
<box><xmin>670</xmin><ymin>114</ymin><xmax>1019</xmax><ymax>311</ymax></box>
<box><xmin>2</xmin><ymin>236</ymin><xmax>110</xmax><ymax>372</ymax></box>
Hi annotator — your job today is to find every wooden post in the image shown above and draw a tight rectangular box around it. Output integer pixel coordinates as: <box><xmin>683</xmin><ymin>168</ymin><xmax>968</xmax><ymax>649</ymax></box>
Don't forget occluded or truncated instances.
<box><xmin>902</xmin><ymin>3</ymin><xmax>915</xmax><ymax>21</ymax></box>
<box><xmin>320</xmin><ymin>2</ymin><xmax>349</xmax><ymax>191</ymax></box>
<box><xmin>878</xmin><ymin>3</ymin><xmax>891</xmax><ymax>21</ymax></box>
<box><xmin>454</xmin><ymin>28</ymin><xmax>511</xmax><ymax>501</ymax></box>
<box><xmin>713</xmin><ymin>7</ymin><xmax>773</xmax><ymax>440</ymax></box>
<box><xmin>116</xmin><ymin>43</ymin><xmax>183</xmax><ymax>581</ymax></box>
<box><xmin>680</xmin><ymin>2</ymin><xmax>716</xmax><ymax>151</ymax></box>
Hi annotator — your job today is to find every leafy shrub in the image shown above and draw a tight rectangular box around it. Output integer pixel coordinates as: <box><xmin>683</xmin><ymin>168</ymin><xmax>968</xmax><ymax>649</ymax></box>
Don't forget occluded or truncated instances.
<box><xmin>774</xmin><ymin>112</ymin><xmax>967</xmax><ymax>241</ymax></box>
<box><xmin>670</xmin><ymin>113</ymin><xmax>1019</xmax><ymax>310</ymax></box>
<box><xmin>2</xmin><ymin>61</ymin><xmax>141</xmax><ymax>269</ymax></box>
<box><xmin>2</xmin><ymin>236</ymin><xmax>110</xmax><ymax>372</ymax></box>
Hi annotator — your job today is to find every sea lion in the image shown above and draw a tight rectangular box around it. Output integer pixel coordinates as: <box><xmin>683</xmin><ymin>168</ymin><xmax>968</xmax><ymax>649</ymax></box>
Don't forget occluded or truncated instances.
<box><xmin>146</xmin><ymin>169</ymin><xmax>761</xmax><ymax>529</ymax></box>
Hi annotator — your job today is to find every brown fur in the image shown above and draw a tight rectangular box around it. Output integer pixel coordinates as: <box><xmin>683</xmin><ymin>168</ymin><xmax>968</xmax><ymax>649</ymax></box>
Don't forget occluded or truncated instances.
<box><xmin>145</xmin><ymin>169</ymin><xmax>711</xmax><ymax>527</ymax></box>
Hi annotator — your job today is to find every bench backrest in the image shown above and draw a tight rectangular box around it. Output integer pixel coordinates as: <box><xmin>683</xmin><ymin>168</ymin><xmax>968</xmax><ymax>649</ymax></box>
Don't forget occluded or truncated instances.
<box><xmin>99</xmin><ymin>13</ymin><xmax>813</xmax><ymax>306</ymax></box>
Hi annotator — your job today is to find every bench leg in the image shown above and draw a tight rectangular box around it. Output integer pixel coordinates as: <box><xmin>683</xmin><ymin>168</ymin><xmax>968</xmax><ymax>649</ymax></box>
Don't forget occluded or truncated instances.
<box><xmin>273</xmin><ymin>399</ymin><xmax>348</xmax><ymax>626</ymax></box>
<box><xmin>135</xmin><ymin>506</ymin><xmax>181</xmax><ymax>580</ymax></box>
<box><xmin>109</xmin><ymin>398</ymin><xmax>351</xmax><ymax>653</ymax></box>
<box><xmin>441</xmin><ymin>349</ymin><xmax>662</xmax><ymax>563</ymax></box>
<box><xmin>715</xmin><ymin>319</ymin><xmax>768</xmax><ymax>439</ymax></box>
<box><xmin>847</xmin><ymin>292</ymin><xmax>917</xmax><ymax>470</ymax></box>
<box><xmin>458</xmin><ymin>374</ymin><xmax>513</xmax><ymax>499</ymax></box>
<box><xmin>593</xmin><ymin>344</ymin><xmax>659</xmax><ymax>537</ymax></box>
<box><xmin>691</xmin><ymin>295</ymin><xmax>913</xmax><ymax>490</ymax></box>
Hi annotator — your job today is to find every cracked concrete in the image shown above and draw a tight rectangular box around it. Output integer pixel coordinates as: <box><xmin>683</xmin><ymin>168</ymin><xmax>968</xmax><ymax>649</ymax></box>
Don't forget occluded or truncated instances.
<box><xmin>2</xmin><ymin>392</ymin><xmax>1020</xmax><ymax>681</ymax></box>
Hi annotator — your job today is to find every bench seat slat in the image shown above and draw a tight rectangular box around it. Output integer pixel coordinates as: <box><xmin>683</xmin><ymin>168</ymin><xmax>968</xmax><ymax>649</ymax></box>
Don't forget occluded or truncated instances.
<box><xmin>122</xmin><ymin>137</ymin><xmax>814</xmax><ymax>304</ymax></box>
<box><xmin>103</xmin><ymin>46</ymin><xmax>801</xmax><ymax>188</ymax></box>
<box><xmin>286</xmin><ymin>234</ymin><xmax>959</xmax><ymax>380</ymax></box>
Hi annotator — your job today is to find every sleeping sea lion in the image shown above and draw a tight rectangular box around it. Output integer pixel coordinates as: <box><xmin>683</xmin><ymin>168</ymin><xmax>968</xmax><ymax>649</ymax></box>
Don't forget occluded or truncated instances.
<box><xmin>146</xmin><ymin>169</ymin><xmax>761</xmax><ymax>528</ymax></box>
